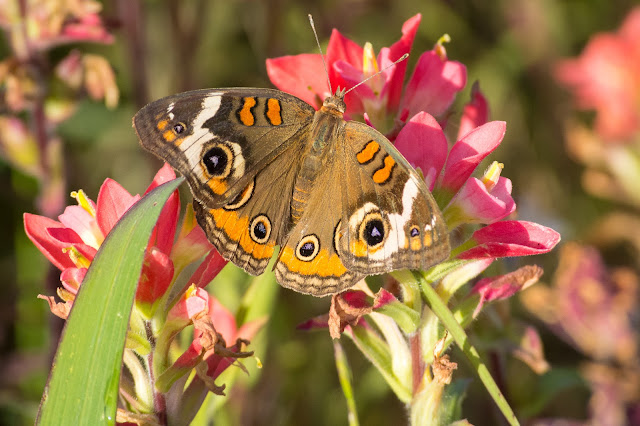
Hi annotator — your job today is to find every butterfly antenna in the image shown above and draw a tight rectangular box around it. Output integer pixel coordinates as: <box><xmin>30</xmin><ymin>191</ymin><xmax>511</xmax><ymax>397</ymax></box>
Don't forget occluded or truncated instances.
<box><xmin>309</xmin><ymin>14</ymin><xmax>333</xmax><ymax>95</ymax></box>
<box><xmin>343</xmin><ymin>53</ymin><xmax>409</xmax><ymax>96</ymax></box>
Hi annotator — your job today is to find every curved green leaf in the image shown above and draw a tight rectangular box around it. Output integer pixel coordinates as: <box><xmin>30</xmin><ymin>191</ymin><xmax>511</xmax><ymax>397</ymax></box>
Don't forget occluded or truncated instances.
<box><xmin>37</xmin><ymin>177</ymin><xmax>184</xmax><ymax>426</ymax></box>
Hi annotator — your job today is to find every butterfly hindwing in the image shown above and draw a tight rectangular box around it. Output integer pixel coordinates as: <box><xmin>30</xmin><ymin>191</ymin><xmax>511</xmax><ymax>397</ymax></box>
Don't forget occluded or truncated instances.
<box><xmin>274</xmin><ymin>150</ymin><xmax>362</xmax><ymax>296</ymax></box>
<box><xmin>193</xmin><ymin>148</ymin><xmax>302</xmax><ymax>275</ymax></box>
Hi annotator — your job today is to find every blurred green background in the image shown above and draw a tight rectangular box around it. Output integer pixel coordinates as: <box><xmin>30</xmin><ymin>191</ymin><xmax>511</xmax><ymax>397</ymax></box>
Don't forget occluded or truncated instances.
<box><xmin>2</xmin><ymin>0</ymin><xmax>639</xmax><ymax>424</ymax></box>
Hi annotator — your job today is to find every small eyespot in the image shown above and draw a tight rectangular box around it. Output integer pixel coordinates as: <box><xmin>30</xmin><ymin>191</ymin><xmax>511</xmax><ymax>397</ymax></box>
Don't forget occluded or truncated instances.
<box><xmin>249</xmin><ymin>215</ymin><xmax>271</xmax><ymax>244</ymax></box>
<box><xmin>410</xmin><ymin>226</ymin><xmax>420</xmax><ymax>237</ymax></box>
<box><xmin>173</xmin><ymin>122</ymin><xmax>186</xmax><ymax>134</ymax></box>
<box><xmin>295</xmin><ymin>234</ymin><xmax>320</xmax><ymax>261</ymax></box>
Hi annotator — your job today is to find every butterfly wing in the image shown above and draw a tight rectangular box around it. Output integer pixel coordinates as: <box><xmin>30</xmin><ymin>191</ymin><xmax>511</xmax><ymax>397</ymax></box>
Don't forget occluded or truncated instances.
<box><xmin>273</xmin><ymin>146</ymin><xmax>363</xmax><ymax>296</ymax></box>
<box><xmin>133</xmin><ymin>88</ymin><xmax>315</xmax><ymax>208</ymax></box>
<box><xmin>272</xmin><ymin>116</ymin><xmax>450</xmax><ymax>297</ymax></box>
<box><xmin>134</xmin><ymin>88</ymin><xmax>316</xmax><ymax>275</ymax></box>
<box><xmin>192</xmin><ymin>149</ymin><xmax>301</xmax><ymax>275</ymax></box>
<box><xmin>337</xmin><ymin>121</ymin><xmax>450</xmax><ymax>274</ymax></box>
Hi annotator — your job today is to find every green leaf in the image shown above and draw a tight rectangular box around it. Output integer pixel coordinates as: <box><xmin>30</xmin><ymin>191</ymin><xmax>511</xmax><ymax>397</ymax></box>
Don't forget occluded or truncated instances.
<box><xmin>36</xmin><ymin>177</ymin><xmax>184</xmax><ymax>426</ymax></box>
<box><xmin>438</xmin><ymin>379</ymin><xmax>470</xmax><ymax>424</ymax></box>
<box><xmin>347</xmin><ymin>325</ymin><xmax>412</xmax><ymax>404</ymax></box>
<box><xmin>374</xmin><ymin>298</ymin><xmax>420</xmax><ymax>335</ymax></box>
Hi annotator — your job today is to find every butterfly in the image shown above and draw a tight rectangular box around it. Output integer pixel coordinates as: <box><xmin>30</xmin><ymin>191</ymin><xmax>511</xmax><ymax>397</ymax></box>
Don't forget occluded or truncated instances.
<box><xmin>133</xmin><ymin>86</ymin><xmax>450</xmax><ymax>296</ymax></box>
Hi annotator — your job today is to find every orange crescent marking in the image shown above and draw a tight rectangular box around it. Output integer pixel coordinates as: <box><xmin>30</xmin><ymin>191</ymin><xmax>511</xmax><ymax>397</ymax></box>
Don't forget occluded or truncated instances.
<box><xmin>266</xmin><ymin>98</ymin><xmax>282</xmax><ymax>125</ymax></box>
<box><xmin>239</xmin><ymin>97</ymin><xmax>256</xmax><ymax>126</ymax></box>
<box><xmin>372</xmin><ymin>155</ymin><xmax>396</xmax><ymax>184</ymax></box>
<box><xmin>157</xmin><ymin>119</ymin><xmax>169</xmax><ymax>131</ymax></box>
<box><xmin>279</xmin><ymin>246</ymin><xmax>347</xmax><ymax>277</ymax></box>
<box><xmin>206</xmin><ymin>178</ymin><xmax>228</xmax><ymax>195</ymax></box>
<box><xmin>163</xmin><ymin>130</ymin><xmax>176</xmax><ymax>142</ymax></box>
<box><xmin>356</xmin><ymin>141</ymin><xmax>380</xmax><ymax>164</ymax></box>
<box><xmin>210</xmin><ymin>208</ymin><xmax>274</xmax><ymax>259</ymax></box>
<box><xmin>350</xmin><ymin>239</ymin><xmax>383</xmax><ymax>257</ymax></box>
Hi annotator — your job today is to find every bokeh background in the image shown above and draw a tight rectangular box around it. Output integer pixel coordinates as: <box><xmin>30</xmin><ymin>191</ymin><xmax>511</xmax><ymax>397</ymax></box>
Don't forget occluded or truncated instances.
<box><xmin>2</xmin><ymin>0</ymin><xmax>639</xmax><ymax>424</ymax></box>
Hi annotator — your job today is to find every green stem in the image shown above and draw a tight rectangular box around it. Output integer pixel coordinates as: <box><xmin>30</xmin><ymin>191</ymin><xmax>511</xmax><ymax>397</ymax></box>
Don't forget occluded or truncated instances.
<box><xmin>334</xmin><ymin>341</ymin><xmax>360</xmax><ymax>426</ymax></box>
<box><xmin>414</xmin><ymin>271</ymin><xmax>520</xmax><ymax>426</ymax></box>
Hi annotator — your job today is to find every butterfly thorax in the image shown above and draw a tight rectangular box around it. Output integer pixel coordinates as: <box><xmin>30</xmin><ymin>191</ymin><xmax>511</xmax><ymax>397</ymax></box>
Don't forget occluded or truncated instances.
<box><xmin>289</xmin><ymin>95</ymin><xmax>347</xmax><ymax>224</ymax></box>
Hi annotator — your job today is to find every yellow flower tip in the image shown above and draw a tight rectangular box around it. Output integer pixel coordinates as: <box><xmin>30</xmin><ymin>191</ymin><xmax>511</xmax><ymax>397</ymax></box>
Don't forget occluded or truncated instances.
<box><xmin>482</xmin><ymin>161</ymin><xmax>504</xmax><ymax>191</ymax></box>
<box><xmin>70</xmin><ymin>189</ymin><xmax>96</xmax><ymax>216</ymax></box>
<box><xmin>63</xmin><ymin>246</ymin><xmax>92</xmax><ymax>269</ymax></box>
<box><xmin>435</xmin><ymin>34</ymin><xmax>452</xmax><ymax>60</ymax></box>
<box><xmin>57</xmin><ymin>287</ymin><xmax>76</xmax><ymax>303</ymax></box>
<box><xmin>363</xmin><ymin>42</ymin><xmax>379</xmax><ymax>76</ymax></box>
<box><xmin>433</xmin><ymin>331</ymin><xmax>449</xmax><ymax>359</ymax></box>
<box><xmin>185</xmin><ymin>283</ymin><xmax>198</xmax><ymax>299</ymax></box>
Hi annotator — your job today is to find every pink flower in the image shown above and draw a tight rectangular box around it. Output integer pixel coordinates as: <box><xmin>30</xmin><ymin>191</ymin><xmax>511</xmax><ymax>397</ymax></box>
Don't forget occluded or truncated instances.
<box><xmin>457</xmin><ymin>82</ymin><xmax>489</xmax><ymax>140</ymax></box>
<box><xmin>390</xmin><ymin>85</ymin><xmax>558</xmax><ymax>260</ymax></box>
<box><xmin>555</xmin><ymin>7</ymin><xmax>640</xmax><ymax>141</ymax></box>
<box><xmin>522</xmin><ymin>243</ymin><xmax>639</xmax><ymax>363</ymax></box>
<box><xmin>393</xmin><ymin>107</ymin><xmax>513</xmax><ymax>226</ymax></box>
<box><xmin>397</xmin><ymin>45</ymin><xmax>467</xmax><ymax>122</ymax></box>
<box><xmin>267</xmin><ymin>14</ymin><xmax>466</xmax><ymax>130</ymax></box>
<box><xmin>445</xmin><ymin>174</ymin><xmax>516</xmax><ymax>227</ymax></box>
<box><xmin>439</xmin><ymin>121</ymin><xmax>507</xmax><ymax>197</ymax></box>
<box><xmin>393</xmin><ymin>112</ymin><xmax>448</xmax><ymax>190</ymax></box>
<box><xmin>58</xmin><ymin>13</ymin><xmax>114</xmax><ymax>45</ymax></box>
<box><xmin>165</xmin><ymin>285</ymin><xmax>211</xmax><ymax>331</ymax></box>
<box><xmin>267</xmin><ymin>14</ymin><xmax>420</xmax><ymax>118</ymax></box>
<box><xmin>455</xmin><ymin>221</ymin><xmax>561</xmax><ymax>260</ymax></box>
<box><xmin>330</xmin><ymin>14</ymin><xmax>421</xmax><ymax>123</ymax></box>
<box><xmin>470</xmin><ymin>265</ymin><xmax>543</xmax><ymax>317</ymax></box>
<box><xmin>24</xmin><ymin>164</ymin><xmax>218</xmax><ymax>314</ymax></box>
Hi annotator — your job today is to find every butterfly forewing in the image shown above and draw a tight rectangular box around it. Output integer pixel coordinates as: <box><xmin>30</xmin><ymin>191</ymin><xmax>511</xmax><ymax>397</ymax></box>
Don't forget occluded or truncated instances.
<box><xmin>337</xmin><ymin>121</ymin><xmax>450</xmax><ymax>274</ymax></box>
<box><xmin>133</xmin><ymin>88</ymin><xmax>315</xmax><ymax>208</ymax></box>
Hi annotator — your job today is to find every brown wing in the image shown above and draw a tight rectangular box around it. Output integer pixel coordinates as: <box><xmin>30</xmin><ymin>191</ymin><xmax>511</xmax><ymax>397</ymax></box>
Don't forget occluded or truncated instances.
<box><xmin>273</xmin><ymin>150</ymin><xmax>363</xmax><ymax>297</ymax></box>
<box><xmin>336</xmin><ymin>121</ymin><xmax>450</xmax><ymax>274</ymax></box>
<box><xmin>133</xmin><ymin>88</ymin><xmax>315</xmax><ymax>208</ymax></box>
<box><xmin>193</xmin><ymin>148</ymin><xmax>302</xmax><ymax>275</ymax></box>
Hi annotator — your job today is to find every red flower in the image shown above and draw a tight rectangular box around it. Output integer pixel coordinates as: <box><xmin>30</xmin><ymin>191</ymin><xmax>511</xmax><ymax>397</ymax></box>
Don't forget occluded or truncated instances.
<box><xmin>455</xmin><ymin>221</ymin><xmax>561</xmax><ymax>260</ymax></box>
<box><xmin>397</xmin><ymin>44</ymin><xmax>467</xmax><ymax>122</ymax></box>
<box><xmin>24</xmin><ymin>164</ymin><xmax>218</xmax><ymax>315</ymax></box>
<box><xmin>267</xmin><ymin>14</ymin><xmax>420</xmax><ymax>118</ymax></box>
<box><xmin>555</xmin><ymin>7</ymin><xmax>640</xmax><ymax>141</ymax></box>
<box><xmin>267</xmin><ymin>14</ymin><xmax>466</xmax><ymax>130</ymax></box>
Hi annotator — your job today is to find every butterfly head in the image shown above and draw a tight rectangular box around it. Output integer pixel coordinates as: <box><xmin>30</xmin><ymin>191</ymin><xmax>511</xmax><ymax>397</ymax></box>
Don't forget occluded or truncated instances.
<box><xmin>321</xmin><ymin>89</ymin><xmax>347</xmax><ymax>116</ymax></box>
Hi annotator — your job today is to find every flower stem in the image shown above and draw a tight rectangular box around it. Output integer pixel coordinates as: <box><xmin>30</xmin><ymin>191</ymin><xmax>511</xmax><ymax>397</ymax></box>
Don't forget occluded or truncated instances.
<box><xmin>334</xmin><ymin>341</ymin><xmax>360</xmax><ymax>426</ymax></box>
<box><xmin>414</xmin><ymin>271</ymin><xmax>520</xmax><ymax>426</ymax></box>
<box><xmin>146</xmin><ymin>321</ymin><xmax>167</xmax><ymax>425</ymax></box>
